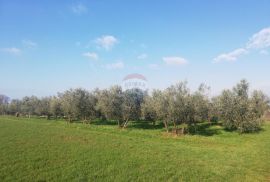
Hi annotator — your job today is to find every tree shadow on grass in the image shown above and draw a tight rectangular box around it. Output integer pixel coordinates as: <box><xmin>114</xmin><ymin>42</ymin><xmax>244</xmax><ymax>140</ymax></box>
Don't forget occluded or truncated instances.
<box><xmin>128</xmin><ymin>120</ymin><xmax>164</xmax><ymax>130</ymax></box>
<box><xmin>90</xmin><ymin>119</ymin><xmax>118</xmax><ymax>126</ymax></box>
<box><xmin>187</xmin><ymin>122</ymin><xmax>223</xmax><ymax>136</ymax></box>
<box><xmin>86</xmin><ymin>119</ymin><xmax>164</xmax><ymax>130</ymax></box>
<box><xmin>223</xmin><ymin>126</ymin><xmax>265</xmax><ymax>134</ymax></box>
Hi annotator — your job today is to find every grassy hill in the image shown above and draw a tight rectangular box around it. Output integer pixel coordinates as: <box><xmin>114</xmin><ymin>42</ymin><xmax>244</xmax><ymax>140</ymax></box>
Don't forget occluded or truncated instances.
<box><xmin>0</xmin><ymin>116</ymin><xmax>269</xmax><ymax>181</ymax></box>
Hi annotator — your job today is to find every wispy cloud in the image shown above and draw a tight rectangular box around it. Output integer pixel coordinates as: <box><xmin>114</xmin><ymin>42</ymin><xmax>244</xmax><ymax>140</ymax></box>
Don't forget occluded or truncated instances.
<box><xmin>82</xmin><ymin>52</ymin><xmax>98</xmax><ymax>60</ymax></box>
<box><xmin>213</xmin><ymin>48</ymin><xmax>248</xmax><ymax>63</ymax></box>
<box><xmin>22</xmin><ymin>39</ymin><xmax>37</xmax><ymax>48</ymax></box>
<box><xmin>71</xmin><ymin>3</ymin><xmax>88</xmax><ymax>15</ymax></box>
<box><xmin>96</xmin><ymin>35</ymin><xmax>118</xmax><ymax>50</ymax></box>
<box><xmin>0</xmin><ymin>47</ymin><xmax>22</xmax><ymax>55</ymax></box>
<box><xmin>105</xmin><ymin>61</ymin><xmax>124</xmax><ymax>70</ymax></box>
<box><xmin>246</xmin><ymin>27</ymin><xmax>270</xmax><ymax>49</ymax></box>
<box><xmin>137</xmin><ymin>53</ymin><xmax>148</xmax><ymax>60</ymax></box>
<box><xmin>214</xmin><ymin>27</ymin><xmax>270</xmax><ymax>63</ymax></box>
<box><xmin>163</xmin><ymin>56</ymin><xmax>188</xmax><ymax>66</ymax></box>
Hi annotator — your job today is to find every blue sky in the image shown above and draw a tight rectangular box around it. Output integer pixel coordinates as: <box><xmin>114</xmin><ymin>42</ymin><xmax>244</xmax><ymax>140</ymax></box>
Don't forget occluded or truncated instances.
<box><xmin>0</xmin><ymin>0</ymin><xmax>270</xmax><ymax>99</ymax></box>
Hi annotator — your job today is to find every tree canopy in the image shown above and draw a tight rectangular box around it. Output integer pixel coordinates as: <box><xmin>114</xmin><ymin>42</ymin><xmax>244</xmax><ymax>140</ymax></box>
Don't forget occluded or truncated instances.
<box><xmin>1</xmin><ymin>79</ymin><xmax>269</xmax><ymax>133</ymax></box>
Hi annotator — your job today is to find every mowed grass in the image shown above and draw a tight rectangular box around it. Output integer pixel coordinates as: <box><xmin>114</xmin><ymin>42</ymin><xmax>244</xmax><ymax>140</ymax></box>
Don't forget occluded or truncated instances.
<box><xmin>0</xmin><ymin>116</ymin><xmax>269</xmax><ymax>182</ymax></box>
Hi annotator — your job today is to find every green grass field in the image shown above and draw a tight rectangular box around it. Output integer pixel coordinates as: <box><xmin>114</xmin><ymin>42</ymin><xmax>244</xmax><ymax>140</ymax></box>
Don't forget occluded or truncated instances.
<box><xmin>0</xmin><ymin>116</ymin><xmax>269</xmax><ymax>181</ymax></box>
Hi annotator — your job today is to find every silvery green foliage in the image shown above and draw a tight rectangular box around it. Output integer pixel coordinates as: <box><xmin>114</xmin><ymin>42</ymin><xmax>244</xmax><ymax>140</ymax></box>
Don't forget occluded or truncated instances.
<box><xmin>8</xmin><ymin>99</ymin><xmax>21</xmax><ymax>115</ymax></box>
<box><xmin>122</xmin><ymin>88</ymin><xmax>145</xmax><ymax>128</ymax></box>
<box><xmin>58</xmin><ymin>88</ymin><xmax>98</xmax><ymax>122</ymax></box>
<box><xmin>141</xmin><ymin>94</ymin><xmax>157</xmax><ymax>124</ymax></box>
<box><xmin>21</xmin><ymin>96</ymin><xmax>39</xmax><ymax>118</ymax></box>
<box><xmin>219</xmin><ymin>80</ymin><xmax>269</xmax><ymax>133</ymax></box>
<box><xmin>2</xmin><ymin>79</ymin><xmax>269</xmax><ymax>133</ymax></box>
<box><xmin>58</xmin><ymin>89</ymin><xmax>77</xmax><ymax>121</ymax></box>
<box><xmin>96</xmin><ymin>86</ymin><xmax>124</xmax><ymax>126</ymax></box>
<box><xmin>0</xmin><ymin>95</ymin><xmax>10</xmax><ymax>115</ymax></box>
<box><xmin>35</xmin><ymin>97</ymin><xmax>51</xmax><ymax>117</ymax></box>
<box><xmin>49</xmin><ymin>96</ymin><xmax>62</xmax><ymax>119</ymax></box>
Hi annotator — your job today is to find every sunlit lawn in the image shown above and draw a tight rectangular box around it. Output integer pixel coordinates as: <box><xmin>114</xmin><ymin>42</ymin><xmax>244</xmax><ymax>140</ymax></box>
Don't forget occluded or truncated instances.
<box><xmin>0</xmin><ymin>116</ymin><xmax>269</xmax><ymax>181</ymax></box>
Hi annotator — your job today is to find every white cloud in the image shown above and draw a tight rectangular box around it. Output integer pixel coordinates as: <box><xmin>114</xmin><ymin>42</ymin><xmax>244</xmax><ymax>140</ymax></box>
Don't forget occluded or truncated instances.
<box><xmin>213</xmin><ymin>48</ymin><xmax>248</xmax><ymax>63</ymax></box>
<box><xmin>71</xmin><ymin>3</ymin><xmax>88</xmax><ymax>15</ymax></box>
<box><xmin>259</xmin><ymin>50</ymin><xmax>269</xmax><ymax>55</ymax></box>
<box><xmin>137</xmin><ymin>53</ymin><xmax>148</xmax><ymax>60</ymax></box>
<box><xmin>82</xmin><ymin>52</ymin><xmax>98</xmax><ymax>60</ymax></box>
<box><xmin>105</xmin><ymin>62</ymin><xmax>124</xmax><ymax>70</ymax></box>
<box><xmin>148</xmin><ymin>64</ymin><xmax>159</xmax><ymax>70</ymax></box>
<box><xmin>163</xmin><ymin>56</ymin><xmax>188</xmax><ymax>66</ymax></box>
<box><xmin>213</xmin><ymin>27</ymin><xmax>270</xmax><ymax>63</ymax></box>
<box><xmin>0</xmin><ymin>47</ymin><xmax>22</xmax><ymax>55</ymax></box>
<box><xmin>246</xmin><ymin>27</ymin><xmax>270</xmax><ymax>49</ymax></box>
<box><xmin>96</xmin><ymin>35</ymin><xmax>118</xmax><ymax>50</ymax></box>
<box><xmin>22</xmin><ymin>39</ymin><xmax>37</xmax><ymax>48</ymax></box>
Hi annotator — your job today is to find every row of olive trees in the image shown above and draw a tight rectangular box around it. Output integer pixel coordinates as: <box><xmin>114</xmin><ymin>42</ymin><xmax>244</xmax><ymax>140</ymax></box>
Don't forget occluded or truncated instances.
<box><xmin>2</xmin><ymin>87</ymin><xmax>145</xmax><ymax>128</ymax></box>
<box><xmin>7</xmin><ymin>89</ymin><xmax>98</xmax><ymax>122</ymax></box>
<box><xmin>141</xmin><ymin>80</ymin><xmax>269</xmax><ymax>133</ymax></box>
<box><xmin>1</xmin><ymin>80</ymin><xmax>269</xmax><ymax>133</ymax></box>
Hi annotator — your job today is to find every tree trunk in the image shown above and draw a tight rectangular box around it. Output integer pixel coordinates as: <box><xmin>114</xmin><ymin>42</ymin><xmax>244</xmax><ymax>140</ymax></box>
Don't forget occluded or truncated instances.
<box><xmin>208</xmin><ymin>116</ymin><xmax>212</xmax><ymax>125</ymax></box>
<box><xmin>181</xmin><ymin>127</ymin><xmax>185</xmax><ymax>135</ymax></box>
<box><xmin>163</xmin><ymin>120</ymin><xmax>169</xmax><ymax>132</ymax></box>
<box><xmin>173</xmin><ymin>120</ymin><xmax>177</xmax><ymax>129</ymax></box>
<box><xmin>122</xmin><ymin>119</ymin><xmax>129</xmax><ymax>128</ymax></box>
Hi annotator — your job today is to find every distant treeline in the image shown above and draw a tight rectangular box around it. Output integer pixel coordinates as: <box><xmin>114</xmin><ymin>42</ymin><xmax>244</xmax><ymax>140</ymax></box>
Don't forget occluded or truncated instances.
<box><xmin>0</xmin><ymin>79</ymin><xmax>269</xmax><ymax>134</ymax></box>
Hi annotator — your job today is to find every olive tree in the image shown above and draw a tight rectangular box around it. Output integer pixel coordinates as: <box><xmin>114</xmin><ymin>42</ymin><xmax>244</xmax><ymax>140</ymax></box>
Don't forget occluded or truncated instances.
<box><xmin>141</xmin><ymin>94</ymin><xmax>157</xmax><ymax>125</ymax></box>
<box><xmin>121</xmin><ymin>88</ymin><xmax>145</xmax><ymax>128</ymax></box>
<box><xmin>152</xmin><ymin>89</ymin><xmax>170</xmax><ymax>132</ymax></box>
<box><xmin>96</xmin><ymin>86</ymin><xmax>123</xmax><ymax>127</ymax></box>
<box><xmin>49</xmin><ymin>96</ymin><xmax>63</xmax><ymax>119</ymax></box>
<box><xmin>169</xmin><ymin>82</ymin><xmax>190</xmax><ymax>134</ymax></box>
<box><xmin>72</xmin><ymin>88</ymin><xmax>94</xmax><ymax>121</ymax></box>
<box><xmin>219</xmin><ymin>80</ymin><xmax>268</xmax><ymax>133</ymax></box>
<box><xmin>250</xmin><ymin>90</ymin><xmax>269</xmax><ymax>119</ymax></box>
<box><xmin>8</xmin><ymin>99</ymin><xmax>21</xmax><ymax>116</ymax></box>
<box><xmin>21</xmin><ymin>96</ymin><xmax>39</xmax><ymax>118</ymax></box>
<box><xmin>0</xmin><ymin>95</ymin><xmax>10</xmax><ymax>115</ymax></box>
<box><xmin>35</xmin><ymin>97</ymin><xmax>51</xmax><ymax>119</ymax></box>
<box><xmin>83</xmin><ymin>91</ymin><xmax>97</xmax><ymax>123</ymax></box>
<box><xmin>59</xmin><ymin>90</ymin><xmax>77</xmax><ymax>122</ymax></box>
